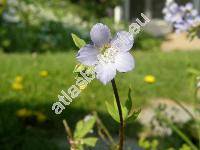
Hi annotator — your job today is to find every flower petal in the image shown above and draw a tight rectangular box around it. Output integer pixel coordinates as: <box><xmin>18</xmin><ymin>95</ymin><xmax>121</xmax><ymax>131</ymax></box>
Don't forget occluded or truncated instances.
<box><xmin>76</xmin><ymin>44</ymin><xmax>99</xmax><ymax>66</ymax></box>
<box><xmin>185</xmin><ymin>2</ymin><xmax>193</xmax><ymax>11</ymax></box>
<box><xmin>111</xmin><ymin>31</ymin><xmax>134</xmax><ymax>52</ymax></box>
<box><xmin>95</xmin><ymin>62</ymin><xmax>116</xmax><ymax>85</ymax></box>
<box><xmin>90</xmin><ymin>23</ymin><xmax>111</xmax><ymax>47</ymax></box>
<box><xmin>115</xmin><ymin>52</ymin><xmax>135</xmax><ymax>72</ymax></box>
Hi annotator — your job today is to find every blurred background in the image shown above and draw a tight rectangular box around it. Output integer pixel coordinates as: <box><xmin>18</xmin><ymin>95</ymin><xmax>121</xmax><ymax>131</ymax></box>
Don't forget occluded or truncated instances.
<box><xmin>0</xmin><ymin>0</ymin><xmax>200</xmax><ymax>149</ymax></box>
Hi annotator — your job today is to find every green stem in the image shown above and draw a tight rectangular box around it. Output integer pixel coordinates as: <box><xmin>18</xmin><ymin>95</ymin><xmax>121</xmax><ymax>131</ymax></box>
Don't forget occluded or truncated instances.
<box><xmin>160</xmin><ymin>115</ymin><xmax>198</xmax><ymax>150</ymax></box>
<box><xmin>173</xmin><ymin>99</ymin><xmax>195</xmax><ymax>120</ymax></box>
<box><xmin>111</xmin><ymin>79</ymin><xmax>124</xmax><ymax>150</ymax></box>
<box><xmin>93</xmin><ymin>112</ymin><xmax>116</xmax><ymax>146</ymax></box>
<box><xmin>63</xmin><ymin>120</ymin><xmax>76</xmax><ymax>150</ymax></box>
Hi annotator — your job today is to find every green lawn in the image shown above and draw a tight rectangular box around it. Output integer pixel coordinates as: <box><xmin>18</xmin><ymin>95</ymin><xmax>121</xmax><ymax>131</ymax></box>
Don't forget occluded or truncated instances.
<box><xmin>0</xmin><ymin>51</ymin><xmax>199</xmax><ymax>107</ymax></box>
<box><xmin>0</xmin><ymin>50</ymin><xmax>200</xmax><ymax>149</ymax></box>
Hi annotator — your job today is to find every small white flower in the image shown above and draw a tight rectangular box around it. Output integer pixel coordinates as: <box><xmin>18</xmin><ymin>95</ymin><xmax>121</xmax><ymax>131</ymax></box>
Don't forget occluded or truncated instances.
<box><xmin>77</xmin><ymin>23</ymin><xmax>135</xmax><ymax>85</ymax></box>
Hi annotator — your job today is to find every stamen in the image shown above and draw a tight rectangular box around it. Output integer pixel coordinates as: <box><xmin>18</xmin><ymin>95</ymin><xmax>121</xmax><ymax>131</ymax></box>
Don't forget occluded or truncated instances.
<box><xmin>97</xmin><ymin>47</ymin><xmax>118</xmax><ymax>64</ymax></box>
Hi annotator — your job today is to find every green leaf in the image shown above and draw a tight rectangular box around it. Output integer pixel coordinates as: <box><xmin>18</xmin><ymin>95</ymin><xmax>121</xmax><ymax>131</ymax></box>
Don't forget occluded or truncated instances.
<box><xmin>127</xmin><ymin>109</ymin><xmax>141</xmax><ymax>122</ymax></box>
<box><xmin>187</xmin><ymin>68</ymin><xmax>200</xmax><ymax>76</ymax></box>
<box><xmin>74</xmin><ymin>120</ymin><xmax>84</xmax><ymax>135</ymax></box>
<box><xmin>124</xmin><ymin>88</ymin><xmax>141</xmax><ymax>121</ymax></box>
<box><xmin>105</xmin><ymin>101</ymin><xmax>120</xmax><ymax>122</ymax></box>
<box><xmin>76</xmin><ymin>145</ymin><xmax>84</xmax><ymax>150</ymax></box>
<box><xmin>138</xmin><ymin>137</ymin><xmax>151</xmax><ymax>149</ymax></box>
<box><xmin>74</xmin><ymin>116</ymin><xmax>96</xmax><ymax>139</ymax></box>
<box><xmin>113</xmin><ymin>98</ymin><xmax>128</xmax><ymax>120</ymax></box>
<box><xmin>106</xmin><ymin>97</ymin><xmax>129</xmax><ymax>123</ymax></box>
<box><xmin>104</xmin><ymin>88</ymin><xmax>141</xmax><ymax>123</ymax></box>
<box><xmin>71</xmin><ymin>33</ymin><xmax>86</xmax><ymax>49</ymax></box>
<box><xmin>122</xmin><ymin>105</ymin><xmax>128</xmax><ymax>121</ymax></box>
<box><xmin>125</xmin><ymin>88</ymin><xmax>132</xmax><ymax>113</ymax></box>
<box><xmin>82</xmin><ymin>137</ymin><xmax>98</xmax><ymax>147</ymax></box>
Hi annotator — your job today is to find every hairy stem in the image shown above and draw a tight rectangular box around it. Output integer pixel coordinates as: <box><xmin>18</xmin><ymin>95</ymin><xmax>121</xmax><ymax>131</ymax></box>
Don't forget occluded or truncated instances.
<box><xmin>63</xmin><ymin>120</ymin><xmax>76</xmax><ymax>150</ymax></box>
<box><xmin>111</xmin><ymin>79</ymin><xmax>124</xmax><ymax>150</ymax></box>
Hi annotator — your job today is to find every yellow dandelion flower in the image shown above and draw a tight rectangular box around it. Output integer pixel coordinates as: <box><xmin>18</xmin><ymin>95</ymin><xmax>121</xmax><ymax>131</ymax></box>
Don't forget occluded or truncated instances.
<box><xmin>16</xmin><ymin>108</ymin><xmax>33</xmax><ymax>118</ymax></box>
<box><xmin>39</xmin><ymin>70</ymin><xmax>48</xmax><ymax>78</ymax></box>
<box><xmin>144</xmin><ymin>75</ymin><xmax>156</xmax><ymax>84</ymax></box>
<box><xmin>35</xmin><ymin>112</ymin><xmax>47</xmax><ymax>123</ymax></box>
<box><xmin>12</xmin><ymin>82</ymin><xmax>23</xmax><ymax>91</ymax></box>
<box><xmin>15</xmin><ymin>76</ymin><xmax>23</xmax><ymax>83</ymax></box>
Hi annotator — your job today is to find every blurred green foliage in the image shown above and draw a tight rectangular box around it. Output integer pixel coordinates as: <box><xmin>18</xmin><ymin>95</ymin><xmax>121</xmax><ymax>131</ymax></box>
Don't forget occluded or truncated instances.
<box><xmin>0</xmin><ymin>51</ymin><xmax>200</xmax><ymax>147</ymax></box>
<box><xmin>0</xmin><ymin>0</ymin><xmax>6</xmax><ymax>15</ymax></box>
<box><xmin>0</xmin><ymin>21</ymin><xmax>88</xmax><ymax>52</ymax></box>
<box><xmin>135</xmin><ymin>32</ymin><xmax>163</xmax><ymax>51</ymax></box>
<box><xmin>68</xmin><ymin>0</ymin><xmax>122</xmax><ymax>17</ymax></box>
<box><xmin>0</xmin><ymin>0</ymin><xmax>162</xmax><ymax>53</ymax></box>
<box><xmin>0</xmin><ymin>47</ymin><xmax>200</xmax><ymax>149</ymax></box>
<box><xmin>0</xmin><ymin>0</ymin><xmax>91</xmax><ymax>52</ymax></box>
<box><xmin>23</xmin><ymin>0</ymin><xmax>122</xmax><ymax>18</ymax></box>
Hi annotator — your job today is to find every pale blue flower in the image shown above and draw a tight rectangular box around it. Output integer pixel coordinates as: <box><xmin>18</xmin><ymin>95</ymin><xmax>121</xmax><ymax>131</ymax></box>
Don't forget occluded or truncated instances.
<box><xmin>163</xmin><ymin>1</ymin><xmax>200</xmax><ymax>33</ymax></box>
<box><xmin>77</xmin><ymin>23</ymin><xmax>134</xmax><ymax>84</ymax></box>
<box><xmin>174</xmin><ymin>22</ymin><xmax>191</xmax><ymax>33</ymax></box>
<box><xmin>163</xmin><ymin>1</ymin><xmax>183</xmax><ymax>23</ymax></box>
<box><xmin>184</xmin><ymin>2</ymin><xmax>193</xmax><ymax>10</ymax></box>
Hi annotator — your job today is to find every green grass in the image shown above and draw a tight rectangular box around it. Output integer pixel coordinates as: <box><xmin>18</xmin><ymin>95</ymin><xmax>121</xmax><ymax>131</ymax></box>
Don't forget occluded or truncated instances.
<box><xmin>0</xmin><ymin>50</ymin><xmax>200</xmax><ymax>149</ymax></box>
<box><xmin>0</xmin><ymin>51</ymin><xmax>199</xmax><ymax>107</ymax></box>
